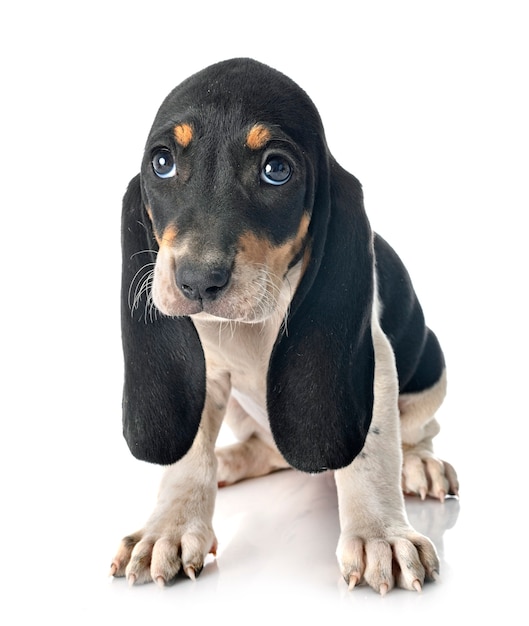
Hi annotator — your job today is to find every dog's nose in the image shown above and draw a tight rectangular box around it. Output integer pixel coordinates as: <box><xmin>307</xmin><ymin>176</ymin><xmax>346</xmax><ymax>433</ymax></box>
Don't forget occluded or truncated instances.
<box><xmin>176</xmin><ymin>265</ymin><xmax>230</xmax><ymax>302</ymax></box>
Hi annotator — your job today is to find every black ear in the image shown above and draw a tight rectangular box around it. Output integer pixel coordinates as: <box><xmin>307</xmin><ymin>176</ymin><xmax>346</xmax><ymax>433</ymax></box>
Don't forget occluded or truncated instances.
<box><xmin>267</xmin><ymin>160</ymin><xmax>375</xmax><ymax>473</ymax></box>
<box><xmin>121</xmin><ymin>174</ymin><xmax>205</xmax><ymax>465</ymax></box>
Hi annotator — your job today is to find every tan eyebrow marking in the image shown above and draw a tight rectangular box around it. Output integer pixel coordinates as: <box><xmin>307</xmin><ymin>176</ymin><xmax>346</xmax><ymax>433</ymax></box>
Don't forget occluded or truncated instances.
<box><xmin>246</xmin><ymin>123</ymin><xmax>271</xmax><ymax>150</ymax></box>
<box><xmin>174</xmin><ymin>123</ymin><xmax>193</xmax><ymax>148</ymax></box>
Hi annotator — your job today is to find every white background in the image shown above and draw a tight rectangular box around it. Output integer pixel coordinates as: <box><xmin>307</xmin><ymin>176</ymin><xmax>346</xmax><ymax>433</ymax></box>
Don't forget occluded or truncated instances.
<box><xmin>1</xmin><ymin>1</ymin><xmax>527</xmax><ymax>623</ymax></box>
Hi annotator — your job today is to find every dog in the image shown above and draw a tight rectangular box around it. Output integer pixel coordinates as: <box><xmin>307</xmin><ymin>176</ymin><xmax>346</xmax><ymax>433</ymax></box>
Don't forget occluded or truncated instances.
<box><xmin>110</xmin><ymin>58</ymin><xmax>459</xmax><ymax>594</ymax></box>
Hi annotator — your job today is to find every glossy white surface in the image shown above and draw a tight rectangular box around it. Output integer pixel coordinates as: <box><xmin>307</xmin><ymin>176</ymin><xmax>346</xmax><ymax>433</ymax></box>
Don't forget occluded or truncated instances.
<box><xmin>2</xmin><ymin>1</ymin><xmax>527</xmax><ymax>624</ymax></box>
<box><xmin>3</xmin><ymin>393</ymin><xmax>523</xmax><ymax>624</ymax></box>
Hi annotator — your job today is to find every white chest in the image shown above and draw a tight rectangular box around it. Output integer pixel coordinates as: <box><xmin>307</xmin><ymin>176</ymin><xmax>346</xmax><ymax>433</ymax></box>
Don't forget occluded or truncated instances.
<box><xmin>193</xmin><ymin>316</ymin><xmax>280</xmax><ymax>429</ymax></box>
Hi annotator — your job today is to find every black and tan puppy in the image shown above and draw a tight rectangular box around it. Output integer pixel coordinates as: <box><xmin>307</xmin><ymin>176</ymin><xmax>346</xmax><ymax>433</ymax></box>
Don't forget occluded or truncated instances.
<box><xmin>111</xmin><ymin>58</ymin><xmax>458</xmax><ymax>594</ymax></box>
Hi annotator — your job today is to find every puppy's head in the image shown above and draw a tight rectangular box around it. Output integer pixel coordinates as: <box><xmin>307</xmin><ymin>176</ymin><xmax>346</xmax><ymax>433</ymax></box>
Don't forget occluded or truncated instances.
<box><xmin>123</xmin><ymin>58</ymin><xmax>375</xmax><ymax>471</ymax></box>
<box><xmin>139</xmin><ymin>58</ymin><xmax>328</xmax><ymax>323</ymax></box>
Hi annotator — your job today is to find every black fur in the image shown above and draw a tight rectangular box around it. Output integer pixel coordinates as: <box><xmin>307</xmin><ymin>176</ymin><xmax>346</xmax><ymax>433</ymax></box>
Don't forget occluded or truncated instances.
<box><xmin>120</xmin><ymin>58</ymin><xmax>444</xmax><ymax>471</ymax></box>
<box><xmin>374</xmin><ymin>234</ymin><xmax>445</xmax><ymax>393</ymax></box>
<box><xmin>121</xmin><ymin>175</ymin><xmax>205</xmax><ymax>464</ymax></box>
<box><xmin>268</xmin><ymin>160</ymin><xmax>375</xmax><ymax>471</ymax></box>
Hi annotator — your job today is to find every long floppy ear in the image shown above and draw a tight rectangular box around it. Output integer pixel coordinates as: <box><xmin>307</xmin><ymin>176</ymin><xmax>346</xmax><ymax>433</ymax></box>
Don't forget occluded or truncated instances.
<box><xmin>121</xmin><ymin>174</ymin><xmax>205</xmax><ymax>465</ymax></box>
<box><xmin>267</xmin><ymin>159</ymin><xmax>375</xmax><ymax>473</ymax></box>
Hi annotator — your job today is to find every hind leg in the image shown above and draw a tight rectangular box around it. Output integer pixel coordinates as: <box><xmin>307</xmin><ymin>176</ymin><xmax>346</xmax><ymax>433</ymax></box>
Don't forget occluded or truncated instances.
<box><xmin>216</xmin><ymin>395</ymin><xmax>290</xmax><ymax>486</ymax></box>
<box><xmin>399</xmin><ymin>370</ymin><xmax>459</xmax><ymax>501</ymax></box>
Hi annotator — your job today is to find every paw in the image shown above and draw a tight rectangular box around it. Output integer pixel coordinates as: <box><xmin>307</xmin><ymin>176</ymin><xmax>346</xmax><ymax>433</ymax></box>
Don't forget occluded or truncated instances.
<box><xmin>337</xmin><ymin>530</ymin><xmax>439</xmax><ymax>594</ymax></box>
<box><xmin>216</xmin><ymin>436</ymin><xmax>289</xmax><ymax>487</ymax></box>
<box><xmin>110</xmin><ymin>523</ymin><xmax>217</xmax><ymax>586</ymax></box>
<box><xmin>216</xmin><ymin>442</ymin><xmax>250</xmax><ymax>486</ymax></box>
<box><xmin>402</xmin><ymin>450</ymin><xmax>459</xmax><ymax>501</ymax></box>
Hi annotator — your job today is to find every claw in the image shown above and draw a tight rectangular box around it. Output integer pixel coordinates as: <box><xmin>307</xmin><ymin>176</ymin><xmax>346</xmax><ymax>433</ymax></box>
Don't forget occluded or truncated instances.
<box><xmin>155</xmin><ymin>576</ymin><xmax>166</xmax><ymax>589</ymax></box>
<box><xmin>348</xmin><ymin>574</ymin><xmax>359</xmax><ymax>591</ymax></box>
<box><xmin>379</xmin><ymin>583</ymin><xmax>389</xmax><ymax>596</ymax></box>
<box><xmin>430</xmin><ymin>570</ymin><xmax>440</xmax><ymax>582</ymax></box>
<box><xmin>209</xmin><ymin>539</ymin><xmax>218</xmax><ymax>556</ymax></box>
<box><xmin>412</xmin><ymin>579</ymin><xmax>422</xmax><ymax>593</ymax></box>
<box><xmin>127</xmin><ymin>573</ymin><xmax>137</xmax><ymax>587</ymax></box>
<box><xmin>109</xmin><ymin>563</ymin><xmax>118</xmax><ymax>577</ymax></box>
<box><xmin>438</xmin><ymin>490</ymin><xmax>446</xmax><ymax>503</ymax></box>
<box><xmin>184</xmin><ymin>566</ymin><xmax>196</xmax><ymax>581</ymax></box>
<box><xmin>419</xmin><ymin>487</ymin><xmax>427</xmax><ymax>501</ymax></box>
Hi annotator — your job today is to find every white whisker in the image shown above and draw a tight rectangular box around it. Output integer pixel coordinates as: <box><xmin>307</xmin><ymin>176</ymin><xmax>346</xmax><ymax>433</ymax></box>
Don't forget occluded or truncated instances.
<box><xmin>127</xmin><ymin>249</ymin><xmax>159</xmax><ymax>323</ymax></box>
<box><xmin>130</xmin><ymin>249</ymin><xmax>158</xmax><ymax>259</ymax></box>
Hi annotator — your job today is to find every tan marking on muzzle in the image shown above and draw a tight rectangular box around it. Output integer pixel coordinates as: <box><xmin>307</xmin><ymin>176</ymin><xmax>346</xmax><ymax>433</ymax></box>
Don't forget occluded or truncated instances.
<box><xmin>155</xmin><ymin>223</ymin><xmax>178</xmax><ymax>248</ymax></box>
<box><xmin>145</xmin><ymin>204</ymin><xmax>163</xmax><ymax>243</ymax></box>
<box><xmin>238</xmin><ymin>213</ymin><xmax>311</xmax><ymax>277</ymax></box>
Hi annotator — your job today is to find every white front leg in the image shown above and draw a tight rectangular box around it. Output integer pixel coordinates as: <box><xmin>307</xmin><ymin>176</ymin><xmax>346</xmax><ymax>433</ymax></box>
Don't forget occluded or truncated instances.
<box><xmin>335</xmin><ymin>317</ymin><xmax>439</xmax><ymax>594</ymax></box>
<box><xmin>111</xmin><ymin>371</ymin><xmax>230</xmax><ymax>585</ymax></box>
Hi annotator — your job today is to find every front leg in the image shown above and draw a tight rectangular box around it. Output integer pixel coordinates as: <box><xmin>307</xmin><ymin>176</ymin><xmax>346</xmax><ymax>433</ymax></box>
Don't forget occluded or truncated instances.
<box><xmin>399</xmin><ymin>373</ymin><xmax>459</xmax><ymax>501</ymax></box>
<box><xmin>111</xmin><ymin>373</ymin><xmax>230</xmax><ymax>586</ymax></box>
<box><xmin>335</xmin><ymin>319</ymin><xmax>439</xmax><ymax>594</ymax></box>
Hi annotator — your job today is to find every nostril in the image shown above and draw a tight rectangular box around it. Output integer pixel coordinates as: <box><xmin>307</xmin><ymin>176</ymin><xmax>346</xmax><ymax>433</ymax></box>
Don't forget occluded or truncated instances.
<box><xmin>176</xmin><ymin>265</ymin><xmax>230</xmax><ymax>302</ymax></box>
<box><xmin>180</xmin><ymin>282</ymin><xmax>196</xmax><ymax>299</ymax></box>
<box><xmin>205</xmin><ymin>269</ymin><xmax>230</xmax><ymax>295</ymax></box>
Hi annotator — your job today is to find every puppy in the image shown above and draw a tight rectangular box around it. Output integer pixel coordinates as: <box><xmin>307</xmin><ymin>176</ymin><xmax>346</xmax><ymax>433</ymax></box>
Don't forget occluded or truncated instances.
<box><xmin>111</xmin><ymin>58</ymin><xmax>458</xmax><ymax>594</ymax></box>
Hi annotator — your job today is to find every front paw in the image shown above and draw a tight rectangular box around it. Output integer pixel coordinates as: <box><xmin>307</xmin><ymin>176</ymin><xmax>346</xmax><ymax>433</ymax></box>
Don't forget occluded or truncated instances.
<box><xmin>337</xmin><ymin>530</ymin><xmax>439</xmax><ymax>594</ymax></box>
<box><xmin>110</xmin><ymin>523</ymin><xmax>217</xmax><ymax>586</ymax></box>
<box><xmin>402</xmin><ymin>450</ymin><xmax>459</xmax><ymax>501</ymax></box>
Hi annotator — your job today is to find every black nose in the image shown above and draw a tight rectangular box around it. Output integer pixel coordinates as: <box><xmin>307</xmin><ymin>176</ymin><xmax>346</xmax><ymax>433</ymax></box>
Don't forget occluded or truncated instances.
<box><xmin>176</xmin><ymin>265</ymin><xmax>230</xmax><ymax>302</ymax></box>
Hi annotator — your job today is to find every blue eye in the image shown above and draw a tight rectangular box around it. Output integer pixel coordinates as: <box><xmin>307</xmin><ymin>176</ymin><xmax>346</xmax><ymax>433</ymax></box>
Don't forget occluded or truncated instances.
<box><xmin>152</xmin><ymin>149</ymin><xmax>176</xmax><ymax>178</ymax></box>
<box><xmin>261</xmin><ymin>155</ymin><xmax>292</xmax><ymax>185</ymax></box>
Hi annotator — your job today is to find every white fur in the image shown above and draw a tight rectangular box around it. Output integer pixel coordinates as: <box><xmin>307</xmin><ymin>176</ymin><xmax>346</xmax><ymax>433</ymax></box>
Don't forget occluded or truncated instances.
<box><xmin>112</xmin><ymin>260</ymin><xmax>456</xmax><ymax>593</ymax></box>
<box><xmin>334</xmin><ymin>298</ymin><xmax>438</xmax><ymax>593</ymax></box>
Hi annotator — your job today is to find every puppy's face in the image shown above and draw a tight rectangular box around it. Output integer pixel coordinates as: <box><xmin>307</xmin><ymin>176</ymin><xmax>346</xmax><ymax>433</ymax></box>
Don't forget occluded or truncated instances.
<box><xmin>141</xmin><ymin>117</ymin><xmax>313</xmax><ymax>323</ymax></box>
